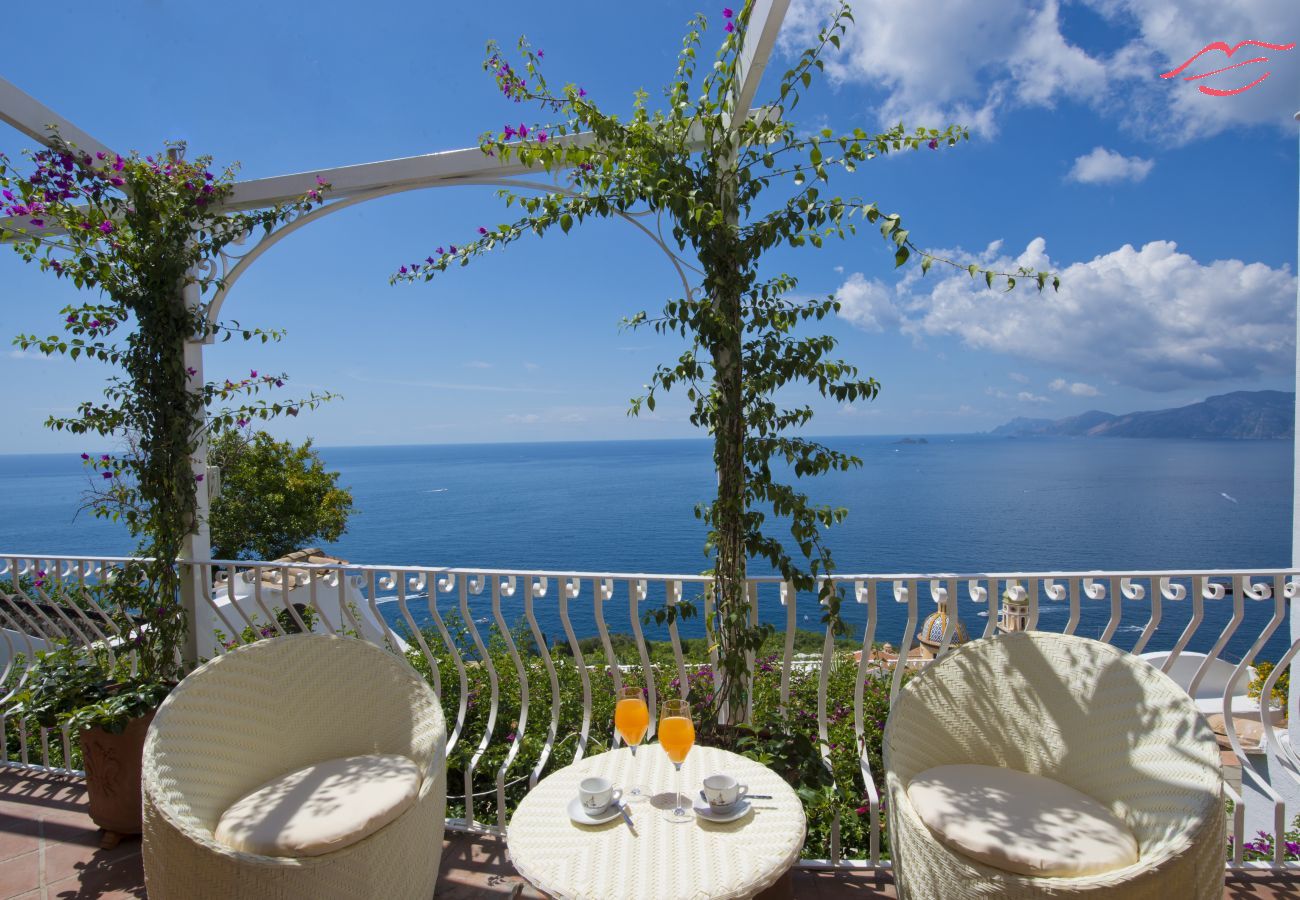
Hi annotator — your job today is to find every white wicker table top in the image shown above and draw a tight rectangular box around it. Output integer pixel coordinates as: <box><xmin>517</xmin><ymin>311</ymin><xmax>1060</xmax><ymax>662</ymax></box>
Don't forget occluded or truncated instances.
<box><xmin>507</xmin><ymin>746</ymin><xmax>806</xmax><ymax>900</ymax></box>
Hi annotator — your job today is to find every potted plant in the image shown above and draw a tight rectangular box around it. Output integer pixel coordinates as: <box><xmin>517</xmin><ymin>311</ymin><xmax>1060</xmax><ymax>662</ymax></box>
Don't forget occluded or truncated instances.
<box><xmin>13</xmin><ymin>567</ymin><xmax>176</xmax><ymax>847</ymax></box>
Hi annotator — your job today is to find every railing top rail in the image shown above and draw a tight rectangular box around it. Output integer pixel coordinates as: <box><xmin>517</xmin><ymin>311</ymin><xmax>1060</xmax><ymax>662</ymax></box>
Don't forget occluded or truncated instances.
<box><xmin>2</xmin><ymin>554</ymin><xmax>1299</xmax><ymax>584</ymax></box>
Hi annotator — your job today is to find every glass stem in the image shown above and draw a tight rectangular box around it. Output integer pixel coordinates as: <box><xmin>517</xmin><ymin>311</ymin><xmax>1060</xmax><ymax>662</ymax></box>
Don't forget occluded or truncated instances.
<box><xmin>674</xmin><ymin>762</ymin><xmax>683</xmax><ymax>815</ymax></box>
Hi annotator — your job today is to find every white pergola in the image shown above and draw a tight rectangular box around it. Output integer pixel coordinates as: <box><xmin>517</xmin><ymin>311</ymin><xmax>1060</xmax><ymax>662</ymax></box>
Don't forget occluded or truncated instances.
<box><xmin>0</xmin><ymin>0</ymin><xmax>792</xmax><ymax>658</ymax></box>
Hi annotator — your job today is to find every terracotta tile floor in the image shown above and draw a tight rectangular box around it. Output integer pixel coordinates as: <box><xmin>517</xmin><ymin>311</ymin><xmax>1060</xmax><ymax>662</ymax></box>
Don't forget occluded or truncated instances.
<box><xmin>0</xmin><ymin>768</ymin><xmax>1295</xmax><ymax>899</ymax></box>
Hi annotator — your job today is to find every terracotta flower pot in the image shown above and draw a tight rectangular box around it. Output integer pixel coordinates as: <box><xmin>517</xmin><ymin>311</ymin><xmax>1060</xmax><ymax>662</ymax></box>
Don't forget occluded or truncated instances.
<box><xmin>79</xmin><ymin>710</ymin><xmax>156</xmax><ymax>841</ymax></box>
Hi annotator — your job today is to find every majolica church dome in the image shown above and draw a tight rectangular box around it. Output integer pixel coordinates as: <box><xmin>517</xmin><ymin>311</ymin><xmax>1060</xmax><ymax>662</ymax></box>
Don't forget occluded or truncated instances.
<box><xmin>916</xmin><ymin>598</ymin><xmax>969</xmax><ymax>658</ymax></box>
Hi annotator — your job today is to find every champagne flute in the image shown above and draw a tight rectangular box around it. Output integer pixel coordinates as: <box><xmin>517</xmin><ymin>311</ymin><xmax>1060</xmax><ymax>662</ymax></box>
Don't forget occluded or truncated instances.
<box><xmin>615</xmin><ymin>685</ymin><xmax>650</xmax><ymax>800</ymax></box>
<box><xmin>658</xmin><ymin>698</ymin><xmax>695</xmax><ymax>822</ymax></box>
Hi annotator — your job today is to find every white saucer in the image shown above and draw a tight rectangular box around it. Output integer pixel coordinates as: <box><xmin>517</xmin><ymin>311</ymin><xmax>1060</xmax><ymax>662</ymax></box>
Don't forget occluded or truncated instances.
<box><xmin>692</xmin><ymin>796</ymin><xmax>752</xmax><ymax>823</ymax></box>
<box><xmin>568</xmin><ymin>796</ymin><xmax>623</xmax><ymax>825</ymax></box>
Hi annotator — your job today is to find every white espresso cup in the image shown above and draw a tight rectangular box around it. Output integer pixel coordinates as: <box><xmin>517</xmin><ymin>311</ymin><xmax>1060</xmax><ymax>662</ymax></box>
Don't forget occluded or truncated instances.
<box><xmin>578</xmin><ymin>776</ymin><xmax>622</xmax><ymax>815</ymax></box>
<box><xmin>702</xmin><ymin>773</ymin><xmax>749</xmax><ymax>811</ymax></box>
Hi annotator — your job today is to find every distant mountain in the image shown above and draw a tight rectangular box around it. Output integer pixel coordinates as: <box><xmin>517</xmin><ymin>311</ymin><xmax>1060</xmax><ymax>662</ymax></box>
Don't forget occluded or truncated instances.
<box><xmin>989</xmin><ymin>391</ymin><xmax>1294</xmax><ymax>440</ymax></box>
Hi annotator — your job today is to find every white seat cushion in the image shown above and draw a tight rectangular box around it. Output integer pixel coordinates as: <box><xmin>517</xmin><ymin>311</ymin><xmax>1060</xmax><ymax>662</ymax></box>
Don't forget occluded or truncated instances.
<box><xmin>214</xmin><ymin>754</ymin><xmax>421</xmax><ymax>858</ymax></box>
<box><xmin>906</xmin><ymin>764</ymin><xmax>1139</xmax><ymax>878</ymax></box>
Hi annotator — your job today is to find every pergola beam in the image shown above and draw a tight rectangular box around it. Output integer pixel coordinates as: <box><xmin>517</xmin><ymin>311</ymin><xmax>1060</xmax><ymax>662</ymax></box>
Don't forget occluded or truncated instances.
<box><xmin>733</xmin><ymin>0</ymin><xmax>791</xmax><ymax>128</ymax></box>
<box><xmin>0</xmin><ymin>76</ymin><xmax>117</xmax><ymax>161</ymax></box>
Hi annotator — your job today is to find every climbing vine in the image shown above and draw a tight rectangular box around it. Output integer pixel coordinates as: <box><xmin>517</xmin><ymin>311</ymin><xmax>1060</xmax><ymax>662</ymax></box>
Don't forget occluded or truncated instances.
<box><xmin>1</xmin><ymin>138</ymin><xmax>331</xmax><ymax>680</ymax></box>
<box><xmin>394</xmin><ymin>1</ymin><xmax>1058</xmax><ymax>724</ymax></box>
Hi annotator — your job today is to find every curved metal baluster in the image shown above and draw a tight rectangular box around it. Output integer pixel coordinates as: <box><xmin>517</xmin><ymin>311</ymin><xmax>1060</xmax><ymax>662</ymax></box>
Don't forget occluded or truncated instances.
<box><xmin>1042</xmin><ymin>578</ymin><xmax>1068</xmax><ymax>636</ymax></box>
<box><xmin>1024</xmin><ymin>577</ymin><xmax>1040</xmax><ymax>632</ymax></box>
<box><xmin>1064</xmin><ymin>576</ymin><xmax>1081</xmax><ymax>636</ymax></box>
<box><xmin>973</xmin><ymin>578</ymin><xmax>995</xmax><ymax>639</ymax></box>
<box><xmin>1261</xmin><ymin>581</ymin><xmax>1300</xmax><ymax>781</ymax></box>
<box><xmin>815</xmin><ymin>579</ymin><xmax>840</xmax><ymax>864</ymax></box>
<box><xmin>1164</xmin><ymin>576</ymin><xmax>1204</xmax><ymax>672</ymax></box>
<box><xmin>934</xmin><ymin>579</ymin><xmax>958</xmax><ymax>659</ymax></box>
<box><xmin>277</xmin><ymin>563</ymin><xmax>311</xmax><ymax>634</ymax></box>
<box><xmin>219</xmin><ymin>564</ymin><xmax>261</xmax><ymax>643</ymax></box>
<box><xmin>1222</xmin><ymin>576</ymin><xmax>1286</xmax><ymax>772</ymax></box>
<box><xmin>459</xmin><ymin>574</ymin><xmax>498</xmax><ymax>830</ymax></box>
<box><xmin>666</xmin><ymin>581</ymin><xmax>689</xmax><ymax>703</ymax></box>
<box><xmin>303</xmin><ymin>567</ymin><xmax>338</xmax><ymax>636</ymax></box>
<box><xmin>364</xmin><ymin>570</ymin><xmax>403</xmax><ymax>650</ymax></box>
<box><xmin>852</xmin><ymin>579</ymin><xmax>883</xmax><ymax>865</ymax></box>
<box><xmin>492</xmin><ymin>576</ymin><xmax>529</xmax><ymax>831</ymax></box>
<box><xmin>780</xmin><ymin>581</ymin><xmax>797</xmax><ymax>716</ymax></box>
<box><xmin>1100</xmin><ymin>577</ymin><xmax>1122</xmax><ymax>644</ymax></box>
<box><xmin>525</xmin><ymin>577</ymin><xmax>561</xmax><ymax>788</ymax></box>
<box><xmin>560</xmin><ymin>577</ymin><xmax>591</xmax><ymax>762</ymax></box>
<box><xmin>1124</xmin><ymin>577</ymin><xmax>1158</xmax><ymax>655</ymax></box>
<box><xmin>400</xmin><ymin>573</ymin><xmax>439</xmax><ymax>693</ymax></box>
<box><xmin>1190</xmin><ymin>578</ymin><xmax>1241</xmax><ymax>699</ymax></box>
<box><xmin>890</xmin><ymin>581</ymin><xmax>918</xmax><ymax>703</ymax></box>
<box><xmin>249</xmin><ymin>566</ymin><xmax>283</xmax><ymax>636</ymax></box>
<box><xmin>628</xmin><ymin>579</ymin><xmax>658</xmax><ymax>737</ymax></box>
<box><xmin>430</xmin><ymin>574</ymin><xmax>467</xmax><ymax>757</ymax></box>
<box><xmin>593</xmin><ymin>577</ymin><xmax>621</xmax><ymax>721</ymax></box>
<box><xmin>335</xmin><ymin>570</ymin><xmax>366</xmax><ymax>639</ymax></box>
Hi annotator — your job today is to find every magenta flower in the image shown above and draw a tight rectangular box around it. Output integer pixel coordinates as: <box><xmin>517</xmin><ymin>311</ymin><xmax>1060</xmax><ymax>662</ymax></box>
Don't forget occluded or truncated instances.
<box><xmin>101</xmin><ymin>471</ymin><xmax>113</xmax><ymax>480</ymax></box>
<box><xmin>537</xmin><ymin>49</ymin><xmax>544</xmax><ymax>58</ymax></box>
<box><xmin>112</xmin><ymin>156</ymin><xmax>124</xmax><ymax>172</ymax></box>
<box><xmin>399</xmin><ymin>265</ymin><xmax>408</xmax><ymax>274</ymax></box>
<box><xmin>518</xmin><ymin>123</ymin><xmax>529</xmax><ymax>138</ymax></box>
<box><xmin>503</xmin><ymin>124</ymin><xmax>517</xmax><ymax>139</ymax></box>
<box><xmin>537</xmin><ymin>131</ymin><xmax>548</xmax><ymax>143</ymax></box>
<box><xmin>98</xmin><ymin>221</ymin><xmax>114</xmax><ymax>234</ymax></box>
<box><xmin>80</xmin><ymin>453</ymin><xmax>89</xmax><ymax>460</ymax></box>
<box><xmin>316</xmin><ymin>175</ymin><xmax>327</xmax><ymax>185</ymax></box>
<box><xmin>194</xmin><ymin>473</ymin><xmax>205</xmax><ymax>482</ymax></box>
<box><xmin>436</xmin><ymin>246</ymin><xmax>444</xmax><ymax>255</ymax></box>
<box><xmin>578</xmin><ymin>87</ymin><xmax>587</xmax><ymax>98</ymax></box>
<box><xmin>249</xmin><ymin>369</ymin><xmax>258</xmax><ymax>378</ymax></box>
<box><xmin>66</xmin><ymin>314</ymin><xmax>77</xmax><ymax>324</ymax></box>
<box><xmin>29</xmin><ymin>219</ymin><xmax>43</xmax><ymax>228</ymax></box>
<box><xmin>928</xmin><ymin>139</ymin><xmax>938</xmax><ymax>150</ymax></box>
<box><xmin>274</xmin><ymin>379</ymin><xmax>284</xmax><ymax>388</ymax></box>
<box><xmin>723</xmin><ymin>7</ymin><xmax>733</xmax><ymax>17</ymax></box>
<box><xmin>110</xmin><ymin>177</ymin><xmax>125</xmax><ymax>187</ymax></box>
<box><xmin>426</xmin><ymin>256</ymin><xmax>435</xmax><ymax>264</ymax></box>
<box><xmin>236</xmin><ymin>417</ymin><xmax>249</xmax><ymax>427</ymax></box>
<box><xmin>101</xmin><ymin>454</ymin><xmax>109</xmax><ymax>461</ymax></box>
<box><xmin>855</xmin><ymin>805</ymin><xmax>868</xmax><ymax>815</ymax></box>
<box><xmin>449</xmin><ymin>244</ymin><xmax>457</xmax><ymax>253</ymax></box>
<box><xmin>187</xmin><ymin>366</ymin><xmax>197</xmax><ymax>376</ymax></box>
<box><xmin>724</xmin><ymin>21</ymin><xmax>734</xmax><ymax>32</ymax></box>
<box><xmin>1</xmin><ymin>190</ymin><xmax>12</xmax><ymax>201</ymax></box>
<box><xmin>478</xmin><ymin>227</ymin><xmax>488</xmax><ymax>235</ymax></box>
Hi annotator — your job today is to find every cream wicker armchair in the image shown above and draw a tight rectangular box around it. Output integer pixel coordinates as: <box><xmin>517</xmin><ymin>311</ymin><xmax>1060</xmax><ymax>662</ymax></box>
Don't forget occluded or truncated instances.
<box><xmin>142</xmin><ymin>633</ymin><xmax>447</xmax><ymax>900</ymax></box>
<box><xmin>884</xmin><ymin>631</ymin><xmax>1224</xmax><ymax>900</ymax></box>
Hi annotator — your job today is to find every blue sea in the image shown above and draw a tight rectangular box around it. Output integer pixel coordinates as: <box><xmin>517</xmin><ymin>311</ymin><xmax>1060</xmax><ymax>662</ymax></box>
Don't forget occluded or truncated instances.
<box><xmin>0</xmin><ymin>435</ymin><xmax>1294</xmax><ymax>662</ymax></box>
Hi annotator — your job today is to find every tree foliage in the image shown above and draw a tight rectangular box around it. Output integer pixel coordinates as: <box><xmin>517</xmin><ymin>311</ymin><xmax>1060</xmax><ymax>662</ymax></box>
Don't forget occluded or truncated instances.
<box><xmin>394</xmin><ymin>1</ymin><xmax>1057</xmax><ymax>723</ymax></box>
<box><xmin>208</xmin><ymin>429</ymin><xmax>354</xmax><ymax>561</ymax></box>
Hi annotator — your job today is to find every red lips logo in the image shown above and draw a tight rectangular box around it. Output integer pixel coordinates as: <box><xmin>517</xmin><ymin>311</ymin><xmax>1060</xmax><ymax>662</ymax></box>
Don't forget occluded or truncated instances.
<box><xmin>1160</xmin><ymin>40</ymin><xmax>1295</xmax><ymax>96</ymax></box>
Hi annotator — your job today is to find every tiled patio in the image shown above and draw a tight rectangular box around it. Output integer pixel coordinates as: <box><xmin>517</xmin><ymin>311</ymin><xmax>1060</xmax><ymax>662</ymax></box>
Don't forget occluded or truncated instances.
<box><xmin>0</xmin><ymin>768</ymin><xmax>1295</xmax><ymax>899</ymax></box>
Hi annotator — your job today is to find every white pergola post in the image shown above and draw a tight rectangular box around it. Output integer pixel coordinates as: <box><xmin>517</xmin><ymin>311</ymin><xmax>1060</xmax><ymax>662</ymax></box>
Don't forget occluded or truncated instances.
<box><xmin>1290</xmin><ymin>110</ymin><xmax>1300</xmax><ymax>725</ymax></box>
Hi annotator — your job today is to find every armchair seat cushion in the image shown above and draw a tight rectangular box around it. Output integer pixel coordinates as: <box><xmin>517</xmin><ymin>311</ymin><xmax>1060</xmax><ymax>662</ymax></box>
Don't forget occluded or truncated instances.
<box><xmin>906</xmin><ymin>764</ymin><xmax>1139</xmax><ymax>878</ymax></box>
<box><xmin>214</xmin><ymin>754</ymin><xmax>421</xmax><ymax>858</ymax></box>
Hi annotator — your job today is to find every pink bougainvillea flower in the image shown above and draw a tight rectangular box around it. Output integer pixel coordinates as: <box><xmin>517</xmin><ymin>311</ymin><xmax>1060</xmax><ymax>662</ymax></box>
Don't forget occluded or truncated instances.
<box><xmin>112</xmin><ymin>156</ymin><xmax>125</xmax><ymax>171</ymax></box>
<box><xmin>1</xmin><ymin>190</ymin><xmax>12</xmax><ymax>202</ymax></box>
<box><xmin>723</xmin><ymin>7</ymin><xmax>734</xmax><ymax>17</ymax></box>
<box><xmin>80</xmin><ymin>453</ymin><xmax>89</xmax><ymax>460</ymax></box>
<box><xmin>249</xmin><ymin>369</ymin><xmax>258</xmax><ymax>378</ymax></box>
<box><xmin>537</xmin><ymin>49</ymin><xmax>544</xmax><ymax>58</ymax></box>
<box><xmin>236</xmin><ymin>417</ymin><xmax>249</xmax><ymax>427</ymax></box>
<box><xmin>503</xmin><ymin>124</ymin><xmax>517</xmax><ymax>139</ymax></box>
<box><xmin>478</xmin><ymin>227</ymin><xmax>488</xmax><ymax>235</ymax></box>
<box><xmin>186</xmin><ymin>366</ymin><xmax>197</xmax><ymax>376</ymax></box>
<box><xmin>578</xmin><ymin>87</ymin><xmax>587</xmax><ymax>98</ymax></box>
<box><xmin>449</xmin><ymin>244</ymin><xmax>458</xmax><ymax>254</ymax></box>
<box><xmin>724</xmin><ymin>21</ymin><xmax>735</xmax><ymax>32</ymax></box>
<box><xmin>399</xmin><ymin>265</ymin><xmax>408</xmax><ymax>274</ymax></box>
<box><xmin>102</xmin><ymin>471</ymin><xmax>113</xmax><ymax>480</ymax></box>
<box><xmin>109</xmin><ymin>177</ymin><xmax>125</xmax><ymax>187</ymax></box>
<box><xmin>29</xmin><ymin>219</ymin><xmax>43</xmax><ymax>227</ymax></box>
<box><xmin>98</xmin><ymin>221</ymin><xmax>114</xmax><ymax>234</ymax></box>
<box><xmin>928</xmin><ymin>139</ymin><xmax>938</xmax><ymax>150</ymax></box>
<box><xmin>194</xmin><ymin>473</ymin><xmax>204</xmax><ymax>482</ymax></box>
<box><xmin>518</xmin><ymin>123</ymin><xmax>529</xmax><ymax>138</ymax></box>
<box><xmin>316</xmin><ymin>175</ymin><xmax>327</xmax><ymax>185</ymax></box>
<box><xmin>537</xmin><ymin>131</ymin><xmax>548</xmax><ymax>143</ymax></box>
<box><xmin>436</xmin><ymin>246</ymin><xmax>445</xmax><ymax>255</ymax></box>
<box><xmin>426</xmin><ymin>256</ymin><xmax>436</xmax><ymax>264</ymax></box>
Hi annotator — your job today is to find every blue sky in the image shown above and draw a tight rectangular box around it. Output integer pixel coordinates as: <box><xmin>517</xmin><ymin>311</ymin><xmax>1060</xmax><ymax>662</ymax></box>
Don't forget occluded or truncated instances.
<box><xmin>0</xmin><ymin>0</ymin><xmax>1296</xmax><ymax>454</ymax></box>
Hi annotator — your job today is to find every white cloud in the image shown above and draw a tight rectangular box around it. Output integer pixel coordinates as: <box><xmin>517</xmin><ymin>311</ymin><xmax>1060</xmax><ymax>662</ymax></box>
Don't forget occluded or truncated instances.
<box><xmin>835</xmin><ymin>272</ymin><xmax>900</xmax><ymax>332</ymax></box>
<box><xmin>505</xmin><ymin>413</ymin><xmax>542</xmax><ymax>425</ymax></box>
<box><xmin>986</xmin><ymin>387</ymin><xmax>1011</xmax><ymax>399</ymax></box>
<box><xmin>1008</xmin><ymin>372</ymin><xmax>1029</xmax><ymax>383</ymax></box>
<box><xmin>465</xmin><ymin>360</ymin><xmax>492</xmax><ymax>369</ymax></box>
<box><xmin>1049</xmin><ymin>378</ymin><xmax>1102</xmax><ymax>396</ymax></box>
<box><xmin>835</xmin><ymin>237</ymin><xmax>1296</xmax><ymax>391</ymax></box>
<box><xmin>781</xmin><ymin>0</ymin><xmax>1300</xmax><ymax>141</ymax></box>
<box><xmin>1067</xmin><ymin>147</ymin><xmax>1154</xmax><ymax>184</ymax></box>
<box><xmin>524</xmin><ymin>361</ymin><xmax>541</xmax><ymax>371</ymax></box>
<box><xmin>1018</xmin><ymin>391</ymin><xmax>1050</xmax><ymax>403</ymax></box>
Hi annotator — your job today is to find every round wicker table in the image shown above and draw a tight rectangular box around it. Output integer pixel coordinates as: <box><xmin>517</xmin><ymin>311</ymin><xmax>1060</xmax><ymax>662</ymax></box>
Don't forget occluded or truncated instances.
<box><xmin>507</xmin><ymin>745</ymin><xmax>806</xmax><ymax>900</ymax></box>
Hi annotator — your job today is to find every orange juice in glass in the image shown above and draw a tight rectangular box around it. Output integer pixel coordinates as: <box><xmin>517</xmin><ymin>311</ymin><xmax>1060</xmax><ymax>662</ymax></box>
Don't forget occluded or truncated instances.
<box><xmin>659</xmin><ymin>698</ymin><xmax>695</xmax><ymax>822</ymax></box>
<box><xmin>616</xmin><ymin>687</ymin><xmax>650</xmax><ymax>798</ymax></box>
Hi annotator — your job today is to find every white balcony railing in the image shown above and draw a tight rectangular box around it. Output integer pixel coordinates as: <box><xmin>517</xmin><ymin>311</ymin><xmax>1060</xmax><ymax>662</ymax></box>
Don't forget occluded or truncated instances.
<box><xmin>1</xmin><ymin>553</ymin><xmax>1297</xmax><ymax>870</ymax></box>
